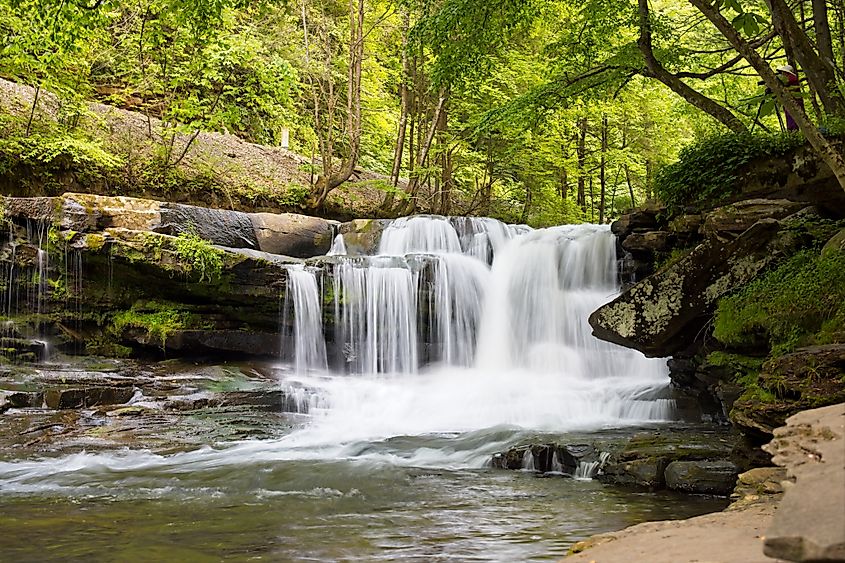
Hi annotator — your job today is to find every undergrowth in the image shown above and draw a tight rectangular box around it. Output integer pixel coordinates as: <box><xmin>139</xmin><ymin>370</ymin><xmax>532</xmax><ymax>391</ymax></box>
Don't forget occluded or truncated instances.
<box><xmin>653</xmin><ymin>131</ymin><xmax>805</xmax><ymax>214</ymax></box>
<box><xmin>713</xmin><ymin>248</ymin><xmax>845</xmax><ymax>356</ymax></box>
<box><xmin>173</xmin><ymin>230</ymin><xmax>224</xmax><ymax>283</ymax></box>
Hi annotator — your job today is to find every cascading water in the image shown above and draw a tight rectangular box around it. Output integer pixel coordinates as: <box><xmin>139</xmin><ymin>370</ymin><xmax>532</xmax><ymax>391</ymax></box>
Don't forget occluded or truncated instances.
<box><xmin>279</xmin><ymin>216</ymin><xmax>672</xmax><ymax>448</ymax></box>
<box><xmin>0</xmin><ymin>216</ymin><xmax>713</xmax><ymax>563</ymax></box>
<box><xmin>283</xmin><ymin>265</ymin><xmax>328</xmax><ymax>372</ymax></box>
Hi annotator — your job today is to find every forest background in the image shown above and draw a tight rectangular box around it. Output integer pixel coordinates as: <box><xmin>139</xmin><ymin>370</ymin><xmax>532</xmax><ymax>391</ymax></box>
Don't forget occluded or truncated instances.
<box><xmin>0</xmin><ymin>0</ymin><xmax>843</xmax><ymax>227</ymax></box>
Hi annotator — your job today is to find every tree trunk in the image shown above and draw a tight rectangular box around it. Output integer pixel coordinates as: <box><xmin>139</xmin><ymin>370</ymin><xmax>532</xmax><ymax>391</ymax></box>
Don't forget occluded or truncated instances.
<box><xmin>576</xmin><ymin>117</ymin><xmax>587</xmax><ymax>212</ymax></box>
<box><xmin>624</xmin><ymin>165</ymin><xmax>636</xmax><ymax>209</ymax></box>
<box><xmin>764</xmin><ymin>0</ymin><xmax>844</xmax><ymax>115</ymax></box>
<box><xmin>309</xmin><ymin>0</ymin><xmax>365</xmax><ymax>209</ymax></box>
<box><xmin>599</xmin><ymin>115</ymin><xmax>608</xmax><ymax>224</ymax></box>
<box><xmin>382</xmin><ymin>10</ymin><xmax>411</xmax><ymax>212</ymax></box>
<box><xmin>638</xmin><ymin>0</ymin><xmax>748</xmax><ymax>133</ymax></box>
<box><xmin>401</xmin><ymin>92</ymin><xmax>448</xmax><ymax>215</ymax></box>
<box><xmin>690</xmin><ymin>0</ymin><xmax>845</xmax><ymax>191</ymax></box>
<box><xmin>811</xmin><ymin>0</ymin><xmax>835</xmax><ymax>68</ymax></box>
<box><xmin>645</xmin><ymin>158</ymin><xmax>652</xmax><ymax>201</ymax></box>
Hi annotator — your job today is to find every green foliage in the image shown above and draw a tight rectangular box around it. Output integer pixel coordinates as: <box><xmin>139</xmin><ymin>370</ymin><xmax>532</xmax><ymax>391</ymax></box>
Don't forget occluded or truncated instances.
<box><xmin>653</xmin><ymin>131</ymin><xmax>805</xmax><ymax>214</ymax></box>
<box><xmin>173</xmin><ymin>230</ymin><xmax>224</xmax><ymax>282</ymax></box>
<box><xmin>0</xmin><ymin>133</ymin><xmax>122</xmax><ymax>176</ymax></box>
<box><xmin>111</xmin><ymin>308</ymin><xmax>187</xmax><ymax>347</ymax></box>
<box><xmin>714</xmin><ymin>249</ymin><xmax>845</xmax><ymax>355</ymax></box>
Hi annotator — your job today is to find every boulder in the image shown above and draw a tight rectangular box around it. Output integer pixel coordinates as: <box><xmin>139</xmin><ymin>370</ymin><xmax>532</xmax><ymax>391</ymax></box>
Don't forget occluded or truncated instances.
<box><xmin>590</xmin><ymin>218</ymin><xmax>804</xmax><ymax>357</ymax></box>
<box><xmin>162</xmin><ymin>330</ymin><xmax>283</xmax><ymax>358</ymax></box>
<box><xmin>730</xmin><ymin>345</ymin><xmax>845</xmax><ymax>441</ymax></box>
<box><xmin>763</xmin><ymin>403</ymin><xmax>845</xmax><ymax>562</ymax></box>
<box><xmin>45</xmin><ymin>386</ymin><xmax>134</xmax><ymax>409</ymax></box>
<box><xmin>250</xmin><ymin>212</ymin><xmax>333</xmax><ymax>257</ymax></box>
<box><xmin>0</xmin><ymin>390</ymin><xmax>43</xmax><ymax>412</ymax></box>
<box><xmin>2</xmin><ymin>196</ymin><xmax>56</xmax><ymax>222</ymax></box>
<box><xmin>822</xmin><ymin>227</ymin><xmax>845</xmax><ymax>256</ymax></box>
<box><xmin>622</xmin><ymin>231</ymin><xmax>675</xmax><ymax>253</ymax></box>
<box><xmin>668</xmin><ymin>214</ymin><xmax>703</xmax><ymax>236</ymax></box>
<box><xmin>611</xmin><ymin>210</ymin><xmax>661</xmax><ymax>236</ymax></box>
<box><xmin>337</xmin><ymin>219</ymin><xmax>391</xmax><ymax>255</ymax></box>
<box><xmin>60</xmin><ymin>193</ymin><xmax>163</xmax><ymax>232</ymax></box>
<box><xmin>156</xmin><ymin>202</ymin><xmax>259</xmax><ymax>249</ymax></box>
<box><xmin>702</xmin><ymin>199</ymin><xmax>808</xmax><ymax>239</ymax></box>
<box><xmin>664</xmin><ymin>460</ymin><xmax>739</xmax><ymax>495</ymax></box>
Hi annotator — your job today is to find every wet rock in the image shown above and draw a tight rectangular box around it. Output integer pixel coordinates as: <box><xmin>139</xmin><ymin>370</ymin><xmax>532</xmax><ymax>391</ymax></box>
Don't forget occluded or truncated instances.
<box><xmin>44</xmin><ymin>387</ymin><xmax>134</xmax><ymax>409</ymax></box>
<box><xmin>337</xmin><ymin>219</ymin><xmax>391</xmax><ymax>255</ymax></box>
<box><xmin>763</xmin><ymin>403</ymin><xmax>845</xmax><ymax>562</ymax></box>
<box><xmin>599</xmin><ymin>457</ymin><xmax>669</xmax><ymax>489</ymax></box>
<box><xmin>154</xmin><ymin>330</ymin><xmax>283</xmax><ymax>358</ymax></box>
<box><xmin>250</xmin><ymin>212</ymin><xmax>333</xmax><ymax>257</ymax></box>
<box><xmin>60</xmin><ymin>197</ymin><xmax>100</xmax><ymax>232</ymax></box>
<box><xmin>0</xmin><ymin>338</ymin><xmax>49</xmax><ymax>363</ymax></box>
<box><xmin>702</xmin><ymin>199</ymin><xmax>808</xmax><ymax>240</ymax></box>
<box><xmin>664</xmin><ymin>460</ymin><xmax>739</xmax><ymax>495</ymax></box>
<box><xmin>590</xmin><ymin>218</ymin><xmax>804</xmax><ymax>357</ymax></box>
<box><xmin>2</xmin><ymin>196</ymin><xmax>56</xmax><ymax>222</ymax></box>
<box><xmin>157</xmin><ymin>202</ymin><xmax>259</xmax><ymax>249</ymax></box>
<box><xmin>622</xmin><ymin>231</ymin><xmax>675</xmax><ymax>253</ymax></box>
<box><xmin>164</xmin><ymin>389</ymin><xmax>300</xmax><ymax>413</ymax></box>
<box><xmin>60</xmin><ymin>193</ymin><xmax>163</xmax><ymax>232</ymax></box>
<box><xmin>0</xmin><ymin>390</ymin><xmax>44</xmax><ymax>412</ymax></box>
<box><xmin>597</xmin><ymin>429</ymin><xmax>738</xmax><ymax>492</ymax></box>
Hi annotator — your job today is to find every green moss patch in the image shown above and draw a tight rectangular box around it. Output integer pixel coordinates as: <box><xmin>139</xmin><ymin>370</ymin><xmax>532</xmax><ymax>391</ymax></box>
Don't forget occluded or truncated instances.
<box><xmin>714</xmin><ymin>248</ymin><xmax>845</xmax><ymax>356</ymax></box>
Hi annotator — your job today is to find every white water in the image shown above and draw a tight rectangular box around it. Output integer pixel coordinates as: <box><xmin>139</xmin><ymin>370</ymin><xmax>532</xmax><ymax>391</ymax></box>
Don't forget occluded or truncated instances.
<box><xmin>276</xmin><ymin>217</ymin><xmax>672</xmax><ymax>461</ymax></box>
<box><xmin>0</xmin><ymin>216</ymin><xmax>673</xmax><ymax>490</ymax></box>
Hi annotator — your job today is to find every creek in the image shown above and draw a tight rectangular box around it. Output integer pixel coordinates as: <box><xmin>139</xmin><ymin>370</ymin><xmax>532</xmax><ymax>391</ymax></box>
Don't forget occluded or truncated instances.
<box><xmin>0</xmin><ymin>217</ymin><xmax>726</xmax><ymax>561</ymax></box>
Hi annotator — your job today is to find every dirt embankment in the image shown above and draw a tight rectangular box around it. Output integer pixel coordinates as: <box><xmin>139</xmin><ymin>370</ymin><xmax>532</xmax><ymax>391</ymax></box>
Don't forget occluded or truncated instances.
<box><xmin>0</xmin><ymin>78</ymin><xmax>394</xmax><ymax>220</ymax></box>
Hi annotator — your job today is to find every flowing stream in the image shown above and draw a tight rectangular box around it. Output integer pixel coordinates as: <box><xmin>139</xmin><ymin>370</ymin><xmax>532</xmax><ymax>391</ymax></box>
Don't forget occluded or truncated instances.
<box><xmin>0</xmin><ymin>217</ymin><xmax>726</xmax><ymax>561</ymax></box>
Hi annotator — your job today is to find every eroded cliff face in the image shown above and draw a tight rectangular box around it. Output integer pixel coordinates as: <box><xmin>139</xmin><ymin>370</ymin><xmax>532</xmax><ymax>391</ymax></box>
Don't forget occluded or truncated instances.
<box><xmin>591</xmin><ymin>161</ymin><xmax>845</xmax><ymax>467</ymax></box>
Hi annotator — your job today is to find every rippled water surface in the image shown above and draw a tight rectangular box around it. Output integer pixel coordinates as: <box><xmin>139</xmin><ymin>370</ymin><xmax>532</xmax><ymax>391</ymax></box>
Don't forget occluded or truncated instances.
<box><xmin>0</xmin><ymin>427</ymin><xmax>726</xmax><ymax>562</ymax></box>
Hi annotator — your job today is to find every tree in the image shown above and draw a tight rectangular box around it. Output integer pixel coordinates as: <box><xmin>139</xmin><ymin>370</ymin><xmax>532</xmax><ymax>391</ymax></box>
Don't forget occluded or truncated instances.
<box><xmin>688</xmin><ymin>0</ymin><xmax>845</xmax><ymax>191</ymax></box>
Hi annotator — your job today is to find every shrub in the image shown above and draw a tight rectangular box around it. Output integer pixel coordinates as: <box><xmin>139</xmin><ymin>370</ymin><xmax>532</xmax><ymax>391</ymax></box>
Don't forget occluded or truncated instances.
<box><xmin>653</xmin><ymin>131</ymin><xmax>804</xmax><ymax>214</ymax></box>
<box><xmin>173</xmin><ymin>230</ymin><xmax>224</xmax><ymax>282</ymax></box>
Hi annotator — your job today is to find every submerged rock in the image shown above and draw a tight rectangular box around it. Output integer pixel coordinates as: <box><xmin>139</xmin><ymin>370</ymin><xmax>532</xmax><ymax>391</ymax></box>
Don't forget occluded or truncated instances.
<box><xmin>664</xmin><ymin>460</ymin><xmax>739</xmax><ymax>495</ymax></box>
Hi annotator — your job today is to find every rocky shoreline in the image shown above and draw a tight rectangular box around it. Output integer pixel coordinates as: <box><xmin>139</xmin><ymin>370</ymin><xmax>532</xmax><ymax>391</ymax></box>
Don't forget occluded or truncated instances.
<box><xmin>564</xmin><ymin>402</ymin><xmax>844</xmax><ymax>563</ymax></box>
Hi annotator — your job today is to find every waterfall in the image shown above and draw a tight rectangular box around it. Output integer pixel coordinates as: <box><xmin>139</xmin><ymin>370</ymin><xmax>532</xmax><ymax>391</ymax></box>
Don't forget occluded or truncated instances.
<box><xmin>574</xmin><ymin>451</ymin><xmax>611</xmax><ymax>480</ymax></box>
<box><xmin>521</xmin><ymin>449</ymin><xmax>536</xmax><ymax>472</ymax></box>
<box><xmin>284</xmin><ymin>265</ymin><xmax>328</xmax><ymax>372</ymax></box>
<box><xmin>278</xmin><ymin>215</ymin><xmax>672</xmax><ymax>437</ymax></box>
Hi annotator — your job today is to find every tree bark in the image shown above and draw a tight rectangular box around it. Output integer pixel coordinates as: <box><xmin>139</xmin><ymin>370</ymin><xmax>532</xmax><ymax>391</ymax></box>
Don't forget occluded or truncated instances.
<box><xmin>689</xmin><ymin>0</ymin><xmax>845</xmax><ymax>191</ymax></box>
<box><xmin>638</xmin><ymin>0</ymin><xmax>748</xmax><ymax>133</ymax></box>
<box><xmin>811</xmin><ymin>0</ymin><xmax>834</xmax><ymax>66</ymax></box>
<box><xmin>599</xmin><ymin>115</ymin><xmax>608</xmax><ymax>224</ymax></box>
<box><xmin>764</xmin><ymin>0</ymin><xmax>844</xmax><ymax>115</ymax></box>
<box><xmin>576</xmin><ymin>117</ymin><xmax>587</xmax><ymax>212</ymax></box>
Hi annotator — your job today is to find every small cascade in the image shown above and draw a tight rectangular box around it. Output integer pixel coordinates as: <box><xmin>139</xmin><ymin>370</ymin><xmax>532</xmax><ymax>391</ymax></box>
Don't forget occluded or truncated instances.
<box><xmin>283</xmin><ymin>265</ymin><xmax>328</xmax><ymax>372</ymax></box>
<box><xmin>550</xmin><ymin>450</ymin><xmax>564</xmax><ymax>474</ymax></box>
<box><xmin>574</xmin><ymin>451</ymin><xmax>611</xmax><ymax>480</ymax></box>
<box><xmin>327</xmin><ymin>234</ymin><xmax>347</xmax><ymax>256</ymax></box>
<box><xmin>331</xmin><ymin>257</ymin><xmax>419</xmax><ymax>374</ymax></box>
<box><xmin>521</xmin><ymin>449</ymin><xmax>536</xmax><ymax>472</ymax></box>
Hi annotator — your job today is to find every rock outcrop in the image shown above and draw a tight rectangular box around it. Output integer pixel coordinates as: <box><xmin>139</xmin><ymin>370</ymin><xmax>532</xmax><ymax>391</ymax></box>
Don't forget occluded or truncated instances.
<box><xmin>0</xmin><ymin>193</ymin><xmax>347</xmax><ymax>359</ymax></box>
